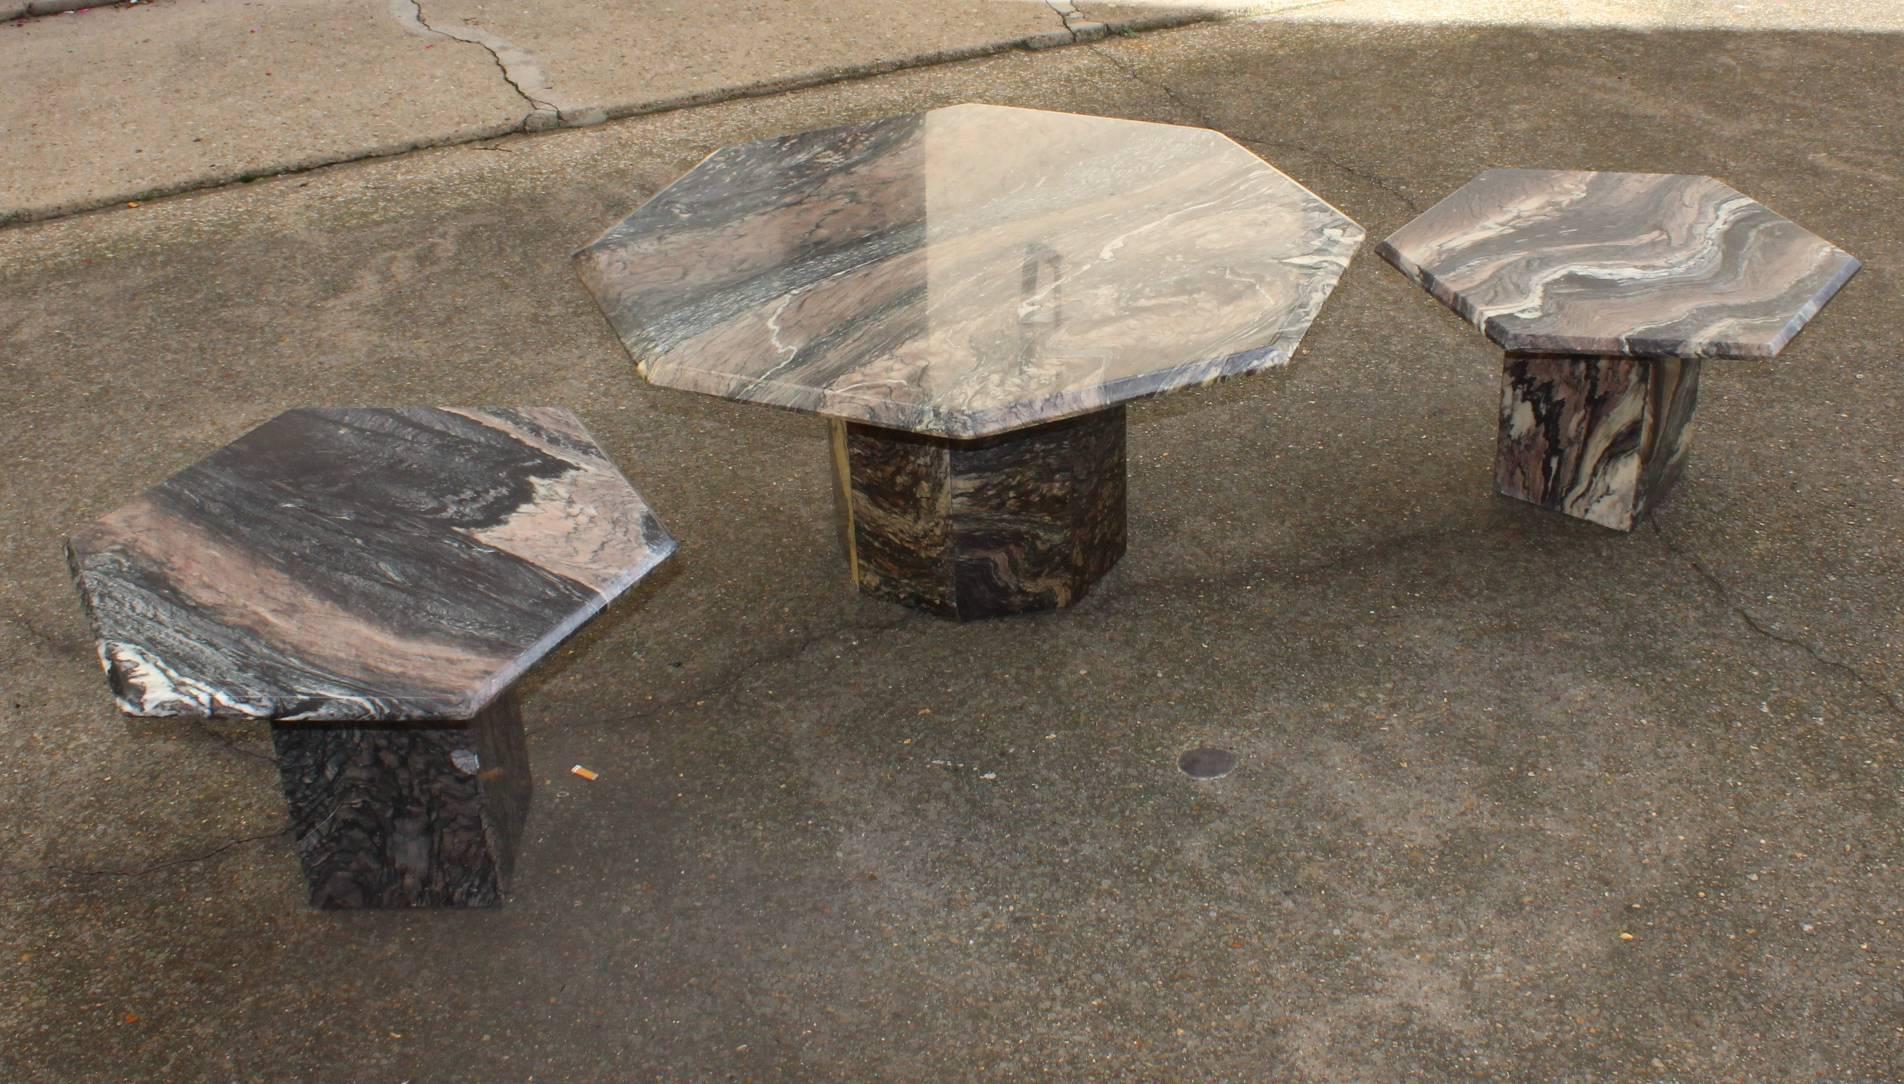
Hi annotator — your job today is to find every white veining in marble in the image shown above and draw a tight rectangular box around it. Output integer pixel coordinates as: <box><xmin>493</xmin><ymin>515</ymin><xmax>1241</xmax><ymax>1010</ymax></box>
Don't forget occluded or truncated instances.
<box><xmin>578</xmin><ymin>104</ymin><xmax>1364</xmax><ymax>438</ymax></box>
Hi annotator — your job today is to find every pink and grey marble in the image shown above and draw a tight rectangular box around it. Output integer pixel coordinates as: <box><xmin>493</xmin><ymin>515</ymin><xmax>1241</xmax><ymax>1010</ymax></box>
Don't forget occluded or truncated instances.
<box><xmin>68</xmin><ymin>407</ymin><xmax>675</xmax><ymax>722</ymax></box>
<box><xmin>578</xmin><ymin>104</ymin><xmax>1358</xmax><ymax>614</ymax></box>
<box><xmin>68</xmin><ymin>407</ymin><xmax>676</xmax><ymax>908</ymax></box>
<box><xmin>576</xmin><ymin>103</ymin><xmax>1363</xmax><ymax>440</ymax></box>
<box><xmin>1377</xmin><ymin>169</ymin><xmax>1859</xmax><ymax>359</ymax></box>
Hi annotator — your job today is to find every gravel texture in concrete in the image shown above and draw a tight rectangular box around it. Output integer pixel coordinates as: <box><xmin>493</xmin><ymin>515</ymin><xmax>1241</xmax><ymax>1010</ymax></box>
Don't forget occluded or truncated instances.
<box><xmin>1</xmin><ymin>15</ymin><xmax>1901</xmax><ymax>1083</ymax></box>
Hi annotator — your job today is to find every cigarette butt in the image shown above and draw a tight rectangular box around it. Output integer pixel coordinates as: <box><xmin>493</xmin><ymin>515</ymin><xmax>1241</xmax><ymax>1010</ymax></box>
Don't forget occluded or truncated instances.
<box><xmin>570</xmin><ymin>765</ymin><xmax>599</xmax><ymax>782</ymax></box>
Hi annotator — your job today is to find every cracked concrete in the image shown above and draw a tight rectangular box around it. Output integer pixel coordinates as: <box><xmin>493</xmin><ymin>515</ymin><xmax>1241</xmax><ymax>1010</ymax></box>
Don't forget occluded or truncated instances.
<box><xmin>1039</xmin><ymin>0</ymin><xmax>1109</xmax><ymax>44</ymax></box>
<box><xmin>1082</xmin><ymin>42</ymin><xmax>1427</xmax><ymax>215</ymax></box>
<box><xmin>0</xmin><ymin>829</ymin><xmax>288</xmax><ymax>881</ymax></box>
<box><xmin>0</xmin><ymin>0</ymin><xmax>1232</xmax><ymax>224</ymax></box>
<box><xmin>3</xmin><ymin>11</ymin><xmax>1902</xmax><ymax>1083</ymax></box>
<box><xmin>0</xmin><ymin>0</ymin><xmax>528</xmax><ymax>223</ymax></box>
<box><xmin>392</xmin><ymin>0</ymin><xmax>595</xmax><ymax>131</ymax></box>
<box><xmin>7</xmin><ymin>1</ymin><xmax>1893</xmax><ymax>225</ymax></box>
<box><xmin>1652</xmin><ymin>521</ymin><xmax>1904</xmax><ymax>723</ymax></box>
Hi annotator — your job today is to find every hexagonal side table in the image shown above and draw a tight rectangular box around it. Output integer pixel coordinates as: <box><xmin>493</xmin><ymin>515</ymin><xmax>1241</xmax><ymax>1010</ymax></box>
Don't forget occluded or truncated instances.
<box><xmin>1379</xmin><ymin>169</ymin><xmax>1859</xmax><ymax>531</ymax></box>
<box><xmin>67</xmin><ymin>407</ymin><xmax>676</xmax><ymax>908</ymax></box>
<box><xmin>577</xmin><ymin>104</ymin><xmax>1362</xmax><ymax>620</ymax></box>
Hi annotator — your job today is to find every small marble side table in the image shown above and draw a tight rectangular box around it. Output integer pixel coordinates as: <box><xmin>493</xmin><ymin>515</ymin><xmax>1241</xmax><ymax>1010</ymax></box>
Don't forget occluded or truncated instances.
<box><xmin>67</xmin><ymin>407</ymin><xmax>676</xmax><ymax>909</ymax></box>
<box><xmin>1378</xmin><ymin>169</ymin><xmax>1859</xmax><ymax>530</ymax></box>
<box><xmin>577</xmin><ymin>104</ymin><xmax>1361</xmax><ymax>620</ymax></box>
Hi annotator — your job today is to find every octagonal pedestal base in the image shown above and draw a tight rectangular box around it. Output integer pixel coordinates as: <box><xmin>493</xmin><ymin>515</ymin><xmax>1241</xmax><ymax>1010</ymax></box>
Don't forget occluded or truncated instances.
<box><xmin>831</xmin><ymin>408</ymin><xmax>1127</xmax><ymax>620</ymax></box>
<box><xmin>271</xmin><ymin>692</ymin><xmax>532</xmax><ymax>909</ymax></box>
<box><xmin>1494</xmin><ymin>352</ymin><xmax>1702</xmax><ymax>531</ymax></box>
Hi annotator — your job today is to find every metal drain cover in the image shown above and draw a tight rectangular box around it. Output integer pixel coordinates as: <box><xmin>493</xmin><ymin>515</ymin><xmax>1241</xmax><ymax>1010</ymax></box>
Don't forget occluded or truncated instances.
<box><xmin>1178</xmin><ymin>747</ymin><xmax>1236</xmax><ymax>780</ymax></box>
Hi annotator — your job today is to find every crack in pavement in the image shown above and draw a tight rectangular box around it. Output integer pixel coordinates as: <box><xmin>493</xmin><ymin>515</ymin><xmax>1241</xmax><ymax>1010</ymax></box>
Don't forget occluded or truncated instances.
<box><xmin>0</xmin><ymin>827</ymin><xmax>289</xmax><ymax>881</ymax></box>
<box><xmin>665</xmin><ymin>614</ymin><xmax>915</xmax><ymax>710</ymax></box>
<box><xmin>1651</xmin><ymin>519</ymin><xmax>1904</xmax><ymax>721</ymax></box>
<box><xmin>1236</xmin><ymin>134</ymin><xmax>1425</xmax><ymax>216</ymax></box>
<box><xmin>1084</xmin><ymin>43</ymin><xmax>1424</xmax><ymax>215</ymax></box>
<box><xmin>4</xmin><ymin>4</ymin><xmax>1247</xmax><ymax>227</ymax></box>
<box><xmin>1084</xmin><ymin>41</ymin><xmax>1221</xmax><ymax>125</ymax></box>
<box><xmin>392</xmin><ymin>0</ymin><xmax>598</xmax><ymax>132</ymax></box>
<box><xmin>1042</xmin><ymin>0</ymin><xmax>1109</xmax><ymax>43</ymax></box>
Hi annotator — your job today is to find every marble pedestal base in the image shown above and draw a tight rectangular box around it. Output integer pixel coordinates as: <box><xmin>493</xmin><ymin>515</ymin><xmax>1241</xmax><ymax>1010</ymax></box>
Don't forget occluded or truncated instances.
<box><xmin>1494</xmin><ymin>352</ymin><xmax>1702</xmax><ymax>531</ymax></box>
<box><xmin>830</xmin><ymin>407</ymin><xmax>1127</xmax><ymax>620</ymax></box>
<box><xmin>271</xmin><ymin>692</ymin><xmax>533</xmax><ymax>909</ymax></box>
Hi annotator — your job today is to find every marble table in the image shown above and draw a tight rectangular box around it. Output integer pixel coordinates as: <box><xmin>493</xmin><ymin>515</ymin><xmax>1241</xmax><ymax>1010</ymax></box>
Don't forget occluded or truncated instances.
<box><xmin>577</xmin><ymin>103</ymin><xmax>1362</xmax><ymax>620</ymax></box>
<box><xmin>1378</xmin><ymin>169</ymin><xmax>1860</xmax><ymax>530</ymax></box>
<box><xmin>68</xmin><ymin>407</ymin><xmax>676</xmax><ymax>908</ymax></box>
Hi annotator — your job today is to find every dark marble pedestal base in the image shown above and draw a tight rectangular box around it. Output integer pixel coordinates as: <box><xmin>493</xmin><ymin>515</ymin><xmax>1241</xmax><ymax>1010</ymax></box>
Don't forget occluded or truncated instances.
<box><xmin>830</xmin><ymin>407</ymin><xmax>1127</xmax><ymax>620</ymax></box>
<box><xmin>1494</xmin><ymin>352</ymin><xmax>1702</xmax><ymax>531</ymax></box>
<box><xmin>271</xmin><ymin>692</ymin><xmax>533</xmax><ymax>909</ymax></box>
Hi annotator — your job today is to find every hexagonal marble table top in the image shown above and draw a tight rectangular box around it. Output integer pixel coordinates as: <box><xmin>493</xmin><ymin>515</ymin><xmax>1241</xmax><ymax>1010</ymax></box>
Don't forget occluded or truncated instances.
<box><xmin>68</xmin><ymin>407</ymin><xmax>676</xmax><ymax>722</ymax></box>
<box><xmin>576</xmin><ymin>104</ymin><xmax>1364</xmax><ymax>439</ymax></box>
<box><xmin>1377</xmin><ymin>168</ymin><xmax>1860</xmax><ymax>358</ymax></box>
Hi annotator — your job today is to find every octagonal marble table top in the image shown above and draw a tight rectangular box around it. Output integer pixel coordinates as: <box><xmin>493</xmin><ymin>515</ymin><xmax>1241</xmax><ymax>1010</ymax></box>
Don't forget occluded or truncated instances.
<box><xmin>577</xmin><ymin>104</ymin><xmax>1364</xmax><ymax>439</ymax></box>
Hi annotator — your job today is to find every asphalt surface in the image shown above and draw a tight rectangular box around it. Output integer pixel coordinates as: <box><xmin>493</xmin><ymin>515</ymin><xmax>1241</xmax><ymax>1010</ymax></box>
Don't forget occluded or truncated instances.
<box><xmin>2</xmin><ymin>15</ymin><xmax>1901</xmax><ymax>1082</ymax></box>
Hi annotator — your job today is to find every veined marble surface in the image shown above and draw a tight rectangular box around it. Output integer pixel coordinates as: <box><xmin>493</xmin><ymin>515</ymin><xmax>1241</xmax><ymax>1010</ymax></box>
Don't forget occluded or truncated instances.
<box><xmin>1495</xmin><ymin>353</ymin><xmax>1701</xmax><ymax>530</ymax></box>
<box><xmin>273</xmin><ymin>694</ymin><xmax>532</xmax><ymax>908</ymax></box>
<box><xmin>577</xmin><ymin>104</ymin><xmax>1363</xmax><ymax>439</ymax></box>
<box><xmin>833</xmin><ymin>409</ymin><xmax>1126</xmax><ymax>619</ymax></box>
<box><xmin>1377</xmin><ymin>169</ymin><xmax>1860</xmax><ymax>358</ymax></box>
<box><xmin>68</xmin><ymin>407</ymin><xmax>676</xmax><ymax>722</ymax></box>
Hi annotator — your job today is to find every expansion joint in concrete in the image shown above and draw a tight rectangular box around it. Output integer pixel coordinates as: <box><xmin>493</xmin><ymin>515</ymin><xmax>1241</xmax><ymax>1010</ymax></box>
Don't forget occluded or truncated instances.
<box><xmin>1042</xmin><ymin>0</ymin><xmax>1109</xmax><ymax>44</ymax></box>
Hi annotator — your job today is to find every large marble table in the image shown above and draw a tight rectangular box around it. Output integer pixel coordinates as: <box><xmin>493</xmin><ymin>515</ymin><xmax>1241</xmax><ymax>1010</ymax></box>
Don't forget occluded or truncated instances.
<box><xmin>578</xmin><ymin>104</ymin><xmax>1362</xmax><ymax>620</ymax></box>
<box><xmin>1378</xmin><ymin>169</ymin><xmax>1859</xmax><ymax>530</ymax></box>
<box><xmin>68</xmin><ymin>407</ymin><xmax>675</xmax><ymax>908</ymax></box>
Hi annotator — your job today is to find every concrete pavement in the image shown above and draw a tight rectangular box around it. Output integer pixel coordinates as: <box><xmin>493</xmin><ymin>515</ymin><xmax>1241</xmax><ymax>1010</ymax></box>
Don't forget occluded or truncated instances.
<box><xmin>18</xmin><ymin>0</ymin><xmax>1900</xmax><ymax>227</ymax></box>
<box><xmin>0</xmin><ymin>0</ymin><xmax>1242</xmax><ymax>224</ymax></box>
<box><xmin>2</xmin><ymin>8</ymin><xmax>1902</xmax><ymax>1083</ymax></box>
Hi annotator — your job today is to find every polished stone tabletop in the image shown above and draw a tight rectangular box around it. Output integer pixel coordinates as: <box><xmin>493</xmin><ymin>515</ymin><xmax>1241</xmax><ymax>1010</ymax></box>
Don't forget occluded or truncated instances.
<box><xmin>1377</xmin><ymin>168</ymin><xmax>1859</xmax><ymax>358</ymax></box>
<box><xmin>68</xmin><ymin>407</ymin><xmax>675</xmax><ymax>722</ymax></box>
<box><xmin>577</xmin><ymin>104</ymin><xmax>1364</xmax><ymax>439</ymax></box>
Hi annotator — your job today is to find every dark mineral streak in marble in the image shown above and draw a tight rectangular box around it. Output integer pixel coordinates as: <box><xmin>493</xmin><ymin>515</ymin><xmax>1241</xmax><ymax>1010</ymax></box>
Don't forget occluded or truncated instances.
<box><xmin>67</xmin><ymin>407</ymin><xmax>676</xmax><ymax>721</ymax></box>
<box><xmin>273</xmin><ymin>693</ymin><xmax>531</xmax><ymax>909</ymax></box>
<box><xmin>1495</xmin><ymin>353</ymin><xmax>1701</xmax><ymax>531</ymax></box>
<box><xmin>833</xmin><ymin>407</ymin><xmax>1127</xmax><ymax>620</ymax></box>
